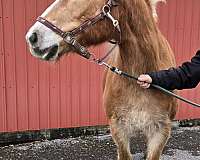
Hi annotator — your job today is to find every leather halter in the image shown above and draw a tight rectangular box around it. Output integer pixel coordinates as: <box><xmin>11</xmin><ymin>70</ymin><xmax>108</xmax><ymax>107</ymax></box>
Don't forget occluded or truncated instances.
<box><xmin>37</xmin><ymin>0</ymin><xmax>120</xmax><ymax>60</ymax></box>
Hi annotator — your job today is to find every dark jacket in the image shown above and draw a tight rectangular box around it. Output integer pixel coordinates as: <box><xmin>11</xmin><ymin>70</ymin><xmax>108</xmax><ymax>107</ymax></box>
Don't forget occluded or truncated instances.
<box><xmin>148</xmin><ymin>50</ymin><xmax>200</xmax><ymax>90</ymax></box>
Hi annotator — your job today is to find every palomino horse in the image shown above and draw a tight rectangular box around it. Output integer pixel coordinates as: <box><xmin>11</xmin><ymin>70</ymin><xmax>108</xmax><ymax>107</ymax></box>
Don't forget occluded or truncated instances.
<box><xmin>26</xmin><ymin>0</ymin><xmax>177</xmax><ymax>159</ymax></box>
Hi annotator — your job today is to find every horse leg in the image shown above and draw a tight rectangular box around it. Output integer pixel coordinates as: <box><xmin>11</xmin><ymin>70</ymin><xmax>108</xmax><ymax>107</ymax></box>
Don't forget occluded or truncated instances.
<box><xmin>146</xmin><ymin>123</ymin><xmax>171</xmax><ymax>160</ymax></box>
<box><xmin>110</xmin><ymin>122</ymin><xmax>132</xmax><ymax>160</ymax></box>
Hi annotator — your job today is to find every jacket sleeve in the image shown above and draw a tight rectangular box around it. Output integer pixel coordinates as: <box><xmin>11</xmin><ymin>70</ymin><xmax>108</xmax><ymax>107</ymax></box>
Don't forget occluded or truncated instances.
<box><xmin>148</xmin><ymin>50</ymin><xmax>200</xmax><ymax>90</ymax></box>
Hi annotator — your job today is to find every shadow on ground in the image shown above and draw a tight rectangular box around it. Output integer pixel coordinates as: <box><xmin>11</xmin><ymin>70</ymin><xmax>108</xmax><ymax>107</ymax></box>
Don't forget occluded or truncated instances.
<box><xmin>0</xmin><ymin>127</ymin><xmax>199</xmax><ymax>160</ymax></box>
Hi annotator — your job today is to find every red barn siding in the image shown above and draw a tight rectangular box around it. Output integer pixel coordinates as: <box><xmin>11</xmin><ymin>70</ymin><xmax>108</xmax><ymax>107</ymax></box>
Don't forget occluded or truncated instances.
<box><xmin>0</xmin><ymin>0</ymin><xmax>199</xmax><ymax>133</ymax></box>
<box><xmin>158</xmin><ymin>0</ymin><xmax>200</xmax><ymax>119</ymax></box>
<box><xmin>0</xmin><ymin>0</ymin><xmax>106</xmax><ymax>132</ymax></box>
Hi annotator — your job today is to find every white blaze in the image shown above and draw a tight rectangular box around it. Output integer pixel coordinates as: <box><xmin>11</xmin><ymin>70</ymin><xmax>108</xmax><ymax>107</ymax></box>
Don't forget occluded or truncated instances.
<box><xmin>26</xmin><ymin>0</ymin><xmax>62</xmax><ymax>50</ymax></box>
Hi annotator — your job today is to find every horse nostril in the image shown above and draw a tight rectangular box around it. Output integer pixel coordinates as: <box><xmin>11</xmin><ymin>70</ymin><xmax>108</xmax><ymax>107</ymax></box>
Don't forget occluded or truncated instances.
<box><xmin>29</xmin><ymin>32</ymin><xmax>38</xmax><ymax>45</ymax></box>
<box><xmin>44</xmin><ymin>45</ymin><xmax>59</xmax><ymax>60</ymax></box>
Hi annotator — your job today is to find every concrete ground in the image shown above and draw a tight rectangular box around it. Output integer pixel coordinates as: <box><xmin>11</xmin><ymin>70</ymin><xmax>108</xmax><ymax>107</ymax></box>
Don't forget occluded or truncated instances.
<box><xmin>0</xmin><ymin>127</ymin><xmax>199</xmax><ymax>160</ymax></box>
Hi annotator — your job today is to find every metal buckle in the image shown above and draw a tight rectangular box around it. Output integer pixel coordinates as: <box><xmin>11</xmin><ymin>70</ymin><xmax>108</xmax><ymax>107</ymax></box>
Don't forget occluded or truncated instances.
<box><xmin>102</xmin><ymin>5</ymin><xmax>119</xmax><ymax>28</ymax></box>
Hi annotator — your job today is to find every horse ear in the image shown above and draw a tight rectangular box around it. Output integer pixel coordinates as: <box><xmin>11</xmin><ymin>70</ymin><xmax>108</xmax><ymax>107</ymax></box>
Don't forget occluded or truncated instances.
<box><xmin>149</xmin><ymin>0</ymin><xmax>166</xmax><ymax>22</ymax></box>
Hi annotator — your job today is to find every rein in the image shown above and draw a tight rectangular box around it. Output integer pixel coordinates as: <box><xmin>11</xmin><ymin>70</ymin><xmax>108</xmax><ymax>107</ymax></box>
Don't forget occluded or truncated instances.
<box><xmin>37</xmin><ymin>0</ymin><xmax>200</xmax><ymax>108</ymax></box>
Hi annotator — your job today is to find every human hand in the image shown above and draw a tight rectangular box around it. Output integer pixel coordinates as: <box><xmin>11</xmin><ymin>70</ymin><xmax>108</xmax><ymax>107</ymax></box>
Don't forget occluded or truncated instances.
<box><xmin>137</xmin><ymin>74</ymin><xmax>152</xmax><ymax>89</ymax></box>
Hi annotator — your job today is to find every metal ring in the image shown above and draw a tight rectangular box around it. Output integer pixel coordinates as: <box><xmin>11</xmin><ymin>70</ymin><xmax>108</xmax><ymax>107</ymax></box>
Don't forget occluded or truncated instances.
<box><xmin>102</xmin><ymin>5</ymin><xmax>111</xmax><ymax>15</ymax></box>
<box><xmin>113</xmin><ymin>20</ymin><xmax>119</xmax><ymax>27</ymax></box>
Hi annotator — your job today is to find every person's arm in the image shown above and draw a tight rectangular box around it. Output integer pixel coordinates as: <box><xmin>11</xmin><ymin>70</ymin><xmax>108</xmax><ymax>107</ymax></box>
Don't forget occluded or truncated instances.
<box><xmin>137</xmin><ymin>50</ymin><xmax>200</xmax><ymax>90</ymax></box>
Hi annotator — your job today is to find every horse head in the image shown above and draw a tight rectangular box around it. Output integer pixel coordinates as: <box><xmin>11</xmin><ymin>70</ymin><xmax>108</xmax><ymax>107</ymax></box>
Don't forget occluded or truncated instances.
<box><xmin>26</xmin><ymin>0</ymin><xmax>164</xmax><ymax>61</ymax></box>
<box><xmin>26</xmin><ymin>0</ymin><xmax>120</xmax><ymax>61</ymax></box>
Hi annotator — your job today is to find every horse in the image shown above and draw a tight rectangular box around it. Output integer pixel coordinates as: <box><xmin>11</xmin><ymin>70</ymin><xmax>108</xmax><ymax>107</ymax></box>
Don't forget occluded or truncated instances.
<box><xmin>26</xmin><ymin>0</ymin><xmax>177</xmax><ymax>159</ymax></box>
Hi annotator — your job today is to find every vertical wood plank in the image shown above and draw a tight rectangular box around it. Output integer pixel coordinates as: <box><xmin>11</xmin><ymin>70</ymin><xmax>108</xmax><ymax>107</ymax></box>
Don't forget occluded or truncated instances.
<box><xmin>2</xmin><ymin>0</ymin><xmax>17</xmax><ymax>131</ymax></box>
<box><xmin>71</xmin><ymin>56</ymin><xmax>81</xmax><ymax>127</ymax></box>
<box><xmin>13</xmin><ymin>0</ymin><xmax>29</xmax><ymax>131</ymax></box>
<box><xmin>25</xmin><ymin>0</ymin><xmax>40</xmax><ymax>130</ymax></box>
<box><xmin>49</xmin><ymin>63</ymin><xmax>60</xmax><ymax>128</ymax></box>
<box><xmin>80</xmin><ymin>55</ymin><xmax>90</xmax><ymax>126</ymax></box>
<box><xmin>59</xmin><ymin>56</ymin><xmax>72</xmax><ymax>128</ymax></box>
<box><xmin>0</xmin><ymin>0</ymin><xmax>7</xmax><ymax>131</ymax></box>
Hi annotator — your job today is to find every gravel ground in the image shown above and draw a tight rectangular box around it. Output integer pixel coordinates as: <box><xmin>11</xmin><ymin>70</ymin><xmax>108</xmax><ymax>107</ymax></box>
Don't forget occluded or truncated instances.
<box><xmin>0</xmin><ymin>127</ymin><xmax>199</xmax><ymax>160</ymax></box>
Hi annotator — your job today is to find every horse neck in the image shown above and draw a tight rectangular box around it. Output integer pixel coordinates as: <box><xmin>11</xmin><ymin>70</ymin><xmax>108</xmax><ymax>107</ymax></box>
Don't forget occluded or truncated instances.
<box><xmin>117</xmin><ymin>0</ymin><xmax>161</xmax><ymax>75</ymax></box>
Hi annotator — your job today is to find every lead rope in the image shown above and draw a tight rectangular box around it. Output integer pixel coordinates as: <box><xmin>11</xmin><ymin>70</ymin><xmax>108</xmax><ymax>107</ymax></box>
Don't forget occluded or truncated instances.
<box><xmin>91</xmin><ymin>60</ymin><xmax>200</xmax><ymax>108</ymax></box>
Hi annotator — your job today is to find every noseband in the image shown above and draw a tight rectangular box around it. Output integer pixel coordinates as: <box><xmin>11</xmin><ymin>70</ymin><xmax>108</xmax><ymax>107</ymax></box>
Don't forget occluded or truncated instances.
<box><xmin>37</xmin><ymin>0</ymin><xmax>121</xmax><ymax>60</ymax></box>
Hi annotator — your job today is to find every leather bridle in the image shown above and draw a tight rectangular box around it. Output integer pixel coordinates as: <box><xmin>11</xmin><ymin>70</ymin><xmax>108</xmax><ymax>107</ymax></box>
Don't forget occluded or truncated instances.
<box><xmin>37</xmin><ymin>0</ymin><xmax>121</xmax><ymax>61</ymax></box>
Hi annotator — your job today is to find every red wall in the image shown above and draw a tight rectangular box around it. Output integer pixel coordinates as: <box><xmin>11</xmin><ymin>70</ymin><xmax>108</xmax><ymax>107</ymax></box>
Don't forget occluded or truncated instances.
<box><xmin>0</xmin><ymin>0</ymin><xmax>106</xmax><ymax>132</ymax></box>
<box><xmin>0</xmin><ymin>0</ymin><xmax>199</xmax><ymax>133</ymax></box>
<box><xmin>158</xmin><ymin>0</ymin><xmax>200</xmax><ymax>119</ymax></box>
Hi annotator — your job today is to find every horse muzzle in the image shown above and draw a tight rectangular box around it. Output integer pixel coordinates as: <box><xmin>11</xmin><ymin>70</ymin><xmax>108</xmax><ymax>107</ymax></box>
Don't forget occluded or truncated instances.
<box><xmin>26</xmin><ymin>30</ymin><xmax>60</xmax><ymax>61</ymax></box>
